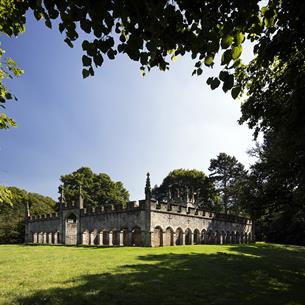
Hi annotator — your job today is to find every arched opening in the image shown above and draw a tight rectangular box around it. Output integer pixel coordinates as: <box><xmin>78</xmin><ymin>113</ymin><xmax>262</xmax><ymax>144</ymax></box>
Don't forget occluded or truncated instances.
<box><xmin>207</xmin><ymin>230</ymin><xmax>214</xmax><ymax>244</ymax></box>
<box><xmin>32</xmin><ymin>232</ymin><xmax>38</xmax><ymax>243</ymax></box>
<box><xmin>164</xmin><ymin>227</ymin><xmax>174</xmax><ymax>246</ymax></box>
<box><xmin>103</xmin><ymin>231</ymin><xmax>110</xmax><ymax>245</ymax></box>
<box><xmin>221</xmin><ymin>231</ymin><xmax>226</xmax><ymax>244</ymax></box>
<box><xmin>193</xmin><ymin>229</ymin><xmax>200</xmax><ymax>244</ymax></box>
<box><xmin>65</xmin><ymin>213</ymin><xmax>78</xmax><ymax>245</ymax></box>
<box><xmin>112</xmin><ymin>230</ymin><xmax>120</xmax><ymax>246</ymax></box>
<box><xmin>131</xmin><ymin>226</ymin><xmax>142</xmax><ymax>246</ymax></box>
<box><xmin>48</xmin><ymin>232</ymin><xmax>53</xmax><ymax>244</ymax></box>
<box><xmin>185</xmin><ymin>228</ymin><xmax>192</xmax><ymax>245</ymax></box>
<box><xmin>175</xmin><ymin>228</ymin><xmax>184</xmax><ymax>245</ymax></box>
<box><xmin>236</xmin><ymin>231</ymin><xmax>240</xmax><ymax>243</ymax></box>
<box><xmin>226</xmin><ymin>231</ymin><xmax>231</xmax><ymax>243</ymax></box>
<box><xmin>201</xmin><ymin>229</ymin><xmax>207</xmax><ymax>244</ymax></box>
<box><xmin>244</xmin><ymin>232</ymin><xmax>248</xmax><ymax>243</ymax></box>
<box><xmin>231</xmin><ymin>231</ymin><xmax>236</xmax><ymax>244</ymax></box>
<box><xmin>215</xmin><ymin>231</ymin><xmax>221</xmax><ymax>244</ymax></box>
<box><xmin>82</xmin><ymin>230</ymin><xmax>89</xmax><ymax>245</ymax></box>
<box><xmin>121</xmin><ymin>227</ymin><xmax>129</xmax><ymax>246</ymax></box>
<box><xmin>90</xmin><ymin>230</ymin><xmax>98</xmax><ymax>245</ymax></box>
<box><xmin>66</xmin><ymin>213</ymin><xmax>77</xmax><ymax>223</ymax></box>
<box><xmin>153</xmin><ymin>226</ymin><xmax>163</xmax><ymax>247</ymax></box>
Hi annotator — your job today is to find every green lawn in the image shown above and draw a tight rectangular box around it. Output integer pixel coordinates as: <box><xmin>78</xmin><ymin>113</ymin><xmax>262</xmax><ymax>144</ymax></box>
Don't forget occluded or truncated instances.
<box><xmin>0</xmin><ymin>243</ymin><xmax>304</xmax><ymax>305</ymax></box>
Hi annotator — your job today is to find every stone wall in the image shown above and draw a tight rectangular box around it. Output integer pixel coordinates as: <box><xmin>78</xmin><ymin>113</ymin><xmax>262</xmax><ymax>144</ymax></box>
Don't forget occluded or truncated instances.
<box><xmin>149</xmin><ymin>201</ymin><xmax>253</xmax><ymax>247</ymax></box>
<box><xmin>25</xmin><ymin>199</ymin><xmax>253</xmax><ymax>247</ymax></box>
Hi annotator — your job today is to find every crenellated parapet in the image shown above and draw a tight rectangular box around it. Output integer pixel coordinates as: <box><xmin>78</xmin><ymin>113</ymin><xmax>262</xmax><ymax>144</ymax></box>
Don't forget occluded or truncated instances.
<box><xmin>150</xmin><ymin>200</ymin><xmax>251</xmax><ymax>225</ymax></box>
<box><xmin>28</xmin><ymin>212</ymin><xmax>60</xmax><ymax>222</ymax></box>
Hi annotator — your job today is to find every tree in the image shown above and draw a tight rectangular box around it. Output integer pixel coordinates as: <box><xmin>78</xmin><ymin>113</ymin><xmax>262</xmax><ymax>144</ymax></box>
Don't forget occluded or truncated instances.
<box><xmin>0</xmin><ymin>0</ymin><xmax>299</xmax><ymax>128</ymax></box>
<box><xmin>241</xmin><ymin>136</ymin><xmax>305</xmax><ymax>245</ymax></box>
<box><xmin>208</xmin><ymin>153</ymin><xmax>247</xmax><ymax>215</ymax></box>
<box><xmin>0</xmin><ymin>185</ymin><xmax>13</xmax><ymax>205</ymax></box>
<box><xmin>153</xmin><ymin>169</ymin><xmax>220</xmax><ymax>210</ymax></box>
<box><xmin>0</xmin><ymin>186</ymin><xmax>57</xmax><ymax>243</ymax></box>
<box><xmin>60</xmin><ymin>167</ymin><xmax>129</xmax><ymax>207</ymax></box>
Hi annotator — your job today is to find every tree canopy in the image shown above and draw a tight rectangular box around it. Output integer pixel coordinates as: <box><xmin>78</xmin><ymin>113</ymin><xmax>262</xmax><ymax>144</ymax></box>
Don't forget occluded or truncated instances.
<box><xmin>208</xmin><ymin>153</ymin><xmax>247</xmax><ymax>215</ymax></box>
<box><xmin>1</xmin><ymin>0</ymin><xmax>302</xmax><ymax>128</ymax></box>
<box><xmin>0</xmin><ymin>186</ymin><xmax>56</xmax><ymax>244</ymax></box>
<box><xmin>60</xmin><ymin>167</ymin><xmax>129</xmax><ymax>206</ymax></box>
<box><xmin>152</xmin><ymin>169</ymin><xmax>220</xmax><ymax>210</ymax></box>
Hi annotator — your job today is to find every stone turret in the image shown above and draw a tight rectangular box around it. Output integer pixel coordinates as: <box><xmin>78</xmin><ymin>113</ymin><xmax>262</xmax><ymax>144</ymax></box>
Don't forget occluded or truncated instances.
<box><xmin>77</xmin><ymin>184</ymin><xmax>84</xmax><ymax>209</ymax></box>
<box><xmin>145</xmin><ymin>172</ymin><xmax>151</xmax><ymax>201</ymax></box>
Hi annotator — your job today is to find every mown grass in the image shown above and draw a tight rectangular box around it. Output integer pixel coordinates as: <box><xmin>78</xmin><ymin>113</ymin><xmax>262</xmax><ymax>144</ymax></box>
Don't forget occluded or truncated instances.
<box><xmin>0</xmin><ymin>243</ymin><xmax>304</xmax><ymax>305</ymax></box>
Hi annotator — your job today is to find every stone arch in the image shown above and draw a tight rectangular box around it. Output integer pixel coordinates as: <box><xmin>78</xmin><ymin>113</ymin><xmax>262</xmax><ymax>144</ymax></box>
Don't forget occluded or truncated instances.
<box><xmin>121</xmin><ymin>227</ymin><xmax>129</xmax><ymax>246</ymax></box>
<box><xmin>164</xmin><ymin>227</ymin><xmax>174</xmax><ymax>246</ymax></box>
<box><xmin>221</xmin><ymin>231</ymin><xmax>226</xmax><ymax>244</ymax></box>
<box><xmin>244</xmin><ymin>232</ymin><xmax>248</xmax><ymax>243</ymax></box>
<box><xmin>112</xmin><ymin>229</ymin><xmax>120</xmax><ymax>246</ymax></box>
<box><xmin>32</xmin><ymin>232</ymin><xmax>38</xmax><ymax>243</ymax></box>
<box><xmin>82</xmin><ymin>229</ymin><xmax>89</xmax><ymax>245</ymax></box>
<box><xmin>175</xmin><ymin>227</ymin><xmax>184</xmax><ymax>245</ymax></box>
<box><xmin>231</xmin><ymin>231</ymin><xmax>236</xmax><ymax>243</ymax></box>
<box><xmin>236</xmin><ymin>231</ymin><xmax>240</xmax><ymax>243</ymax></box>
<box><xmin>102</xmin><ymin>230</ymin><xmax>110</xmax><ymax>245</ymax></box>
<box><xmin>65</xmin><ymin>213</ymin><xmax>78</xmax><ymax>245</ymax></box>
<box><xmin>65</xmin><ymin>212</ymin><xmax>77</xmax><ymax>223</ymax></box>
<box><xmin>215</xmin><ymin>231</ymin><xmax>222</xmax><ymax>244</ymax></box>
<box><xmin>90</xmin><ymin>229</ymin><xmax>98</xmax><ymax>245</ymax></box>
<box><xmin>131</xmin><ymin>226</ymin><xmax>142</xmax><ymax>246</ymax></box>
<box><xmin>201</xmin><ymin>229</ymin><xmax>207</xmax><ymax>244</ymax></box>
<box><xmin>206</xmin><ymin>230</ymin><xmax>213</xmax><ymax>244</ymax></box>
<box><xmin>48</xmin><ymin>232</ymin><xmax>53</xmax><ymax>244</ymax></box>
<box><xmin>153</xmin><ymin>226</ymin><xmax>163</xmax><ymax>247</ymax></box>
<box><xmin>193</xmin><ymin>229</ymin><xmax>200</xmax><ymax>244</ymax></box>
<box><xmin>226</xmin><ymin>231</ymin><xmax>231</xmax><ymax>243</ymax></box>
<box><xmin>185</xmin><ymin>228</ymin><xmax>192</xmax><ymax>245</ymax></box>
<box><xmin>43</xmin><ymin>232</ymin><xmax>47</xmax><ymax>244</ymax></box>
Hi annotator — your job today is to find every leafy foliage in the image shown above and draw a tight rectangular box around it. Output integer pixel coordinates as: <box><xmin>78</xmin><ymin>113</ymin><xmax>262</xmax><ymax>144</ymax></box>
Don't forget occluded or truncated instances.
<box><xmin>0</xmin><ymin>186</ymin><xmax>57</xmax><ymax>244</ymax></box>
<box><xmin>152</xmin><ymin>169</ymin><xmax>220</xmax><ymax>210</ymax></box>
<box><xmin>0</xmin><ymin>185</ymin><xmax>13</xmax><ymax>205</ymax></box>
<box><xmin>60</xmin><ymin>167</ymin><xmax>129</xmax><ymax>207</ymax></box>
<box><xmin>209</xmin><ymin>153</ymin><xmax>247</xmax><ymax>215</ymax></box>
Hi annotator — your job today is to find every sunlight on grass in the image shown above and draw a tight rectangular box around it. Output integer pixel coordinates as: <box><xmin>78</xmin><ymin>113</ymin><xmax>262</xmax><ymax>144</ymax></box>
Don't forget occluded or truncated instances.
<box><xmin>0</xmin><ymin>243</ymin><xmax>304</xmax><ymax>305</ymax></box>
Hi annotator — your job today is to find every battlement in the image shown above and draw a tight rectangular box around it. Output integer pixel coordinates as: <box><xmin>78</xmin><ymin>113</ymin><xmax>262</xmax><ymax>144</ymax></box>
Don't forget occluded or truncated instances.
<box><xmin>28</xmin><ymin>212</ymin><xmax>59</xmax><ymax>222</ymax></box>
<box><xmin>150</xmin><ymin>201</ymin><xmax>251</xmax><ymax>225</ymax></box>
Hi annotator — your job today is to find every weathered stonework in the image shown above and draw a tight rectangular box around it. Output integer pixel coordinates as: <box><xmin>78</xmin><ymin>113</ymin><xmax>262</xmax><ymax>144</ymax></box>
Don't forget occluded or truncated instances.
<box><xmin>24</xmin><ymin>174</ymin><xmax>254</xmax><ymax>247</ymax></box>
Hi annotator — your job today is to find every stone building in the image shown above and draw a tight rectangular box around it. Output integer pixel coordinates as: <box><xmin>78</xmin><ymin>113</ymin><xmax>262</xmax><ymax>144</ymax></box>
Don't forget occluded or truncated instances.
<box><xmin>25</xmin><ymin>173</ymin><xmax>254</xmax><ymax>247</ymax></box>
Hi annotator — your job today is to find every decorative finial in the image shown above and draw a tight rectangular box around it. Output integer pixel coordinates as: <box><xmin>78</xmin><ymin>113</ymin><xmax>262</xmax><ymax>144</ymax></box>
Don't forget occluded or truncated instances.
<box><xmin>78</xmin><ymin>183</ymin><xmax>84</xmax><ymax>209</ymax></box>
<box><xmin>25</xmin><ymin>200</ymin><xmax>30</xmax><ymax>218</ymax></box>
<box><xmin>59</xmin><ymin>185</ymin><xmax>65</xmax><ymax>204</ymax></box>
<box><xmin>145</xmin><ymin>172</ymin><xmax>151</xmax><ymax>199</ymax></box>
<box><xmin>168</xmin><ymin>185</ymin><xmax>172</xmax><ymax>201</ymax></box>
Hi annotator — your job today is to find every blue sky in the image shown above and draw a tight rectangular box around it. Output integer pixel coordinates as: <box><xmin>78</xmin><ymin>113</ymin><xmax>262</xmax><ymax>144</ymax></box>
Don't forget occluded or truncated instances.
<box><xmin>1</xmin><ymin>14</ymin><xmax>254</xmax><ymax>200</ymax></box>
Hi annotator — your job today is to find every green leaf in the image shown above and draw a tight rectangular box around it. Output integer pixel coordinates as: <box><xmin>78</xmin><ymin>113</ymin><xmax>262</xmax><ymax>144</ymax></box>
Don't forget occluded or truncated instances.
<box><xmin>82</xmin><ymin>68</ymin><xmax>90</xmax><ymax>79</ymax></box>
<box><xmin>80</xmin><ymin>19</ymin><xmax>91</xmax><ymax>34</ymax></box>
<box><xmin>197</xmin><ymin>68</ymin><xmax>203</xmax><ymax>75</ymax></box>
<box><xmin>204</xmin><ymin>55</ymin><xmax>214</xmax><ymax>67</ymax></box>
<box><xmin>64</xmin><ymin>38</ymin><xmax>73</xmax><ymax>48</ymax></box>
<box><xmin>221</xmin><ymin>49</ymin><xmax>232</xmax><ymax>65</ymax></box>
<box><xmin>93</xmin><ymin>53</ymin><xmax>103</xmax><ymax>67</ymax></box>
<box><xmin>234</xmin><ymin>32</ymin><xmax>244</xmax><ymax>45</ymax></box>
<box><xmin>210</xmin><ymin>78</ymin><xmax>220</xmax><ymax>90</ymax></box>
<box><xmin>232</xmin><ymin>45</ymin><xmax>242</xmax><ymax>60</ymax></box>
<box><xmin>82</xmin><ymin>55</ymin><xmax>91</xmax><ymax>66</ymax></box>
<box><xmin>222</xmin><ymin>74</ymin><xmax>234</xmax><ymax>92</ymax></box>
<box><xmin>231</xmin><ymin>86</ymin><xmax>241</xmax><ymax>99</ymax></box>
<box><xmin>219</xmin><ymin>71</ymin><xmax>229</xmax><ymax>81</ymax></box>
<box><xmin>221</xmin><ymin>35</ymin><xmax>233</xmax><ymax>49</ymax></box>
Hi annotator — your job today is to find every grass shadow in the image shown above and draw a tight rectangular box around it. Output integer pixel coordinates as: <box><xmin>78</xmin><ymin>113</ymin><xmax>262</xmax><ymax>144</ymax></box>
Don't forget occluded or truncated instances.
<box><xmin>13</xmin><ymin>244</ymin><xmax>305</xmax><ymax>305</ymax></box>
